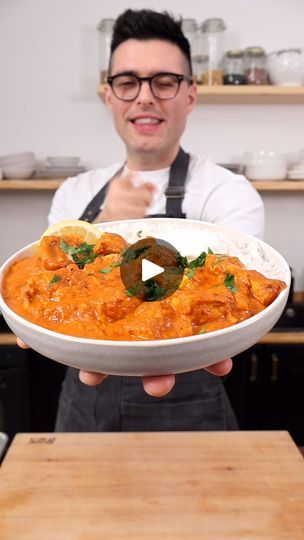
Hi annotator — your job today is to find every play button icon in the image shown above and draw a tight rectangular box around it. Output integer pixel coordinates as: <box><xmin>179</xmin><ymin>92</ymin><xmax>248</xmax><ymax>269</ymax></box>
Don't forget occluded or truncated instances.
<box><xmin>142</xmin><ymin>259</ymin><xmax>164</xmax><ymax>282</ymax></box>
<box><xmin>120</xmin><ymin>237</ymin><xmax>185</xmax><ymax>301</ymax></box>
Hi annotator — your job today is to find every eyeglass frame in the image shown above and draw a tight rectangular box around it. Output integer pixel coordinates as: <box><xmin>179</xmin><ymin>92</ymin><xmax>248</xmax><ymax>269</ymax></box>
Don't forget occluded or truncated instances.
<box><xmin>106</xmin><ymin>72</ymin><xmax>193</xmax><ymax>101</ymax></box>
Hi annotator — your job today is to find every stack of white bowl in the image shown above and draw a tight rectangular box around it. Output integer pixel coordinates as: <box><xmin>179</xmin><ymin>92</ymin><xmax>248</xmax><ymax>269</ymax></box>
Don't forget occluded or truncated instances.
<box><xmin>36</xmin><ymin>156</ymin><xmax>85</xmax><ymax>178</ymax></box>
<box><xmin>287</xmin><ymin>152</ymin><xmax>304</xmax><ymax>180</ymax></box>
<box><xmin>243</xmin><ymin>150</ymin><xmax>287</xmax><ymax>181</ymax></box>
<box><xmin>0</xmin><ymin>152</ymin><xmax>36</xmax><ymax>179</ymax></box>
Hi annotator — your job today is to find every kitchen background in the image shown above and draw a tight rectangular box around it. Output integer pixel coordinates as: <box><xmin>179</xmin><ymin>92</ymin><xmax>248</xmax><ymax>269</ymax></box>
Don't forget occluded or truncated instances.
<box><xmin>0</xmin><ymin>0</ymin><xmax>304</xmax><ymax>291</ymax></box>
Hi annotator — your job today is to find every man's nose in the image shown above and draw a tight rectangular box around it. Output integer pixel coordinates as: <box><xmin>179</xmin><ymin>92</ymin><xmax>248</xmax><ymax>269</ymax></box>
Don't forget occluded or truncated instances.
<box><xmin>136</xmin><ymin>80</ymin><xmax>155</xmax><ymax>103</ymax></box>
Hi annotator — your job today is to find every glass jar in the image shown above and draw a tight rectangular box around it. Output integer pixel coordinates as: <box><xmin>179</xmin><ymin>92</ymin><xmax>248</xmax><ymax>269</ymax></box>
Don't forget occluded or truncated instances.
<box><xmin>223</xmin><ymin>49</ymin><xmax>246</xmax><ymax>85</ymax></box>
<box><xmin>182</xmin><ymin>18</ymin><xmax>199</xmax><ymax>82</ymax></box>
<box><xmin>200</xmin><ymin>18</ymin><xmax>226</xmax><ymax>85</ymax></box>
<box><xmin>97</xmin><ymin>18</ymin><xmax>115</xmax><ymax>84</ymax></box>
<box><xmin>244</xmin><ymin>47</ymin><xmax>268</xmax><ymax>85</ymax></box>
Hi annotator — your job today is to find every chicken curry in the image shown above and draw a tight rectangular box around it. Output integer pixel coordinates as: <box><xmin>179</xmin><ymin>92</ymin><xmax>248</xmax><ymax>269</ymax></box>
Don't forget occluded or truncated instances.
<box><xmin>2</xmin><ymin>231</ymin><xmax>286</xmax><ymax>341</ymax></box>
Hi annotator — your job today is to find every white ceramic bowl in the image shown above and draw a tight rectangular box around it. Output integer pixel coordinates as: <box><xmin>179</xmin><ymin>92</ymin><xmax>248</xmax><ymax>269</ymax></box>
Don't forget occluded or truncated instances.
<box><xmin>244</xmin><ymin>150</ymin><xmax>287</xmax><ymax>181</ymax></box>
<box><xmin>245</xmin><ymin>164</ymin><xmax>287</xmax><ymax>181</ymax></box>
<box><xmin>46</xmin><ymin>156</ymin><xmax>80</xmax><ymax>167</ymax></box>
<box><xmin>0</xmin><ymin>152</ymin><xmax>35</xmax><ymax>166</ymax></box>
<box><xmin>267</xmin><ymin>48</ymin><xmax>304</xmax><ymax>86</ymax></box>
<box><xmin>2</xmin><ymin>162</ymin><xmax>36</xmax><ymax>179</ymax></box>
<box><xmin>0</xmin><ymin>219</ymin><xmax>290</xmax><ymax>376</ymax></box>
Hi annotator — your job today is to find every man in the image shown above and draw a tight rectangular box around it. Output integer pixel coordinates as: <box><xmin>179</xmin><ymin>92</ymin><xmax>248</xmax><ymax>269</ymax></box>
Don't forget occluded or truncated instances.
<box><xmin>20</xmin><ymin>9</ymin><xmax>264</xmax><ymax>431</ymax></box>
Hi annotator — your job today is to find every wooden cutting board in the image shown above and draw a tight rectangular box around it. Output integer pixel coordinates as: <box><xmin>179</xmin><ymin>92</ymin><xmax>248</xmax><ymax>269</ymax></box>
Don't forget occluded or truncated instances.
<box><xmin>0</xmin><ymin>431</ymin><xmax>303</xmax><ymax>539</ymax></box>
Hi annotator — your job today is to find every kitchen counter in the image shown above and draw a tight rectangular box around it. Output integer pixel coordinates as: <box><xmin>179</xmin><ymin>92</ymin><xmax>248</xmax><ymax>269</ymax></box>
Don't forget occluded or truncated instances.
<box><xmin>0</xmin><ymin>431</ymin><xmax>303</xmax><ymax>539</ymax></box>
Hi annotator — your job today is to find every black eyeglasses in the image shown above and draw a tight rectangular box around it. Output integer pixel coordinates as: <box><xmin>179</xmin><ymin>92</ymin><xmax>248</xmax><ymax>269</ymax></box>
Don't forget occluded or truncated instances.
<box><xmin>107</xmin><ymin>72</ymin><xmax>193</xmax><ymax>101</ymax></box>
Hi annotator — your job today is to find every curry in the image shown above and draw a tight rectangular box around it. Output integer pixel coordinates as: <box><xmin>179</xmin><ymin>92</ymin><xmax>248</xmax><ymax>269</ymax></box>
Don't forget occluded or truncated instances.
<box><xmin>2</xmin><ymin>232</ymin><xmax>286</xmax><ymax>341</ymax></box>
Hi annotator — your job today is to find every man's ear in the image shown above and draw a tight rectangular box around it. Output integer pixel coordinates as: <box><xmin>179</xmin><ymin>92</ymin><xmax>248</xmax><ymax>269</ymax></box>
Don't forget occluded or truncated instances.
<box><xmin>187</xmin><ymin>82</ymin><xmax>197</xmax><ymax>114</ymax></box>
<box><xmin>104</xmin><ymin>84</ymin><xmax>113</xmax><ymax>112</ymax></box>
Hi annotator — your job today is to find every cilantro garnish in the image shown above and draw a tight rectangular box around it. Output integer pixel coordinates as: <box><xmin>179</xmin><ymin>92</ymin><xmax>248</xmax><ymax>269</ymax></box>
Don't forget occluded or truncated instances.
<box><xmin>123</xmin><ymin>245</ymin><xmax>149</xmax><ymax>263</ymax></box>
<box><xmin>225</xmin><ymin>273</ymin><xmax>237</xmax><ymax>293</ymax></box>
<box><xmin>49</xmin><ymin>274</ymin><xmax>61</xmax><ymax>287</ymax></box>
<box><xmin>188</xmin><ymin>251</ymin><xmax>207</xmax><ymax>270</ymax></box>
<box><xmin>136</xmin><ymin>230</ymin><xmax>143</xmax><ymax>238</ymax></box>
<box><xmin>144</xmin><ymin>279</ymin><xmax>168</xmax><ymax>302</ymax></box>
<box><xmin>198</xmin><ymin>326</ymin><xmax>207</xmax><ymax>334</ymax></box>
<box><xmin>59</xmin><ymin>241</ymin><xmax>96</xmax><ymax>267</ymax></box>
<box><xmin>186</xmin><ymin>268</ymin><xmax>196</xmax><ymax>279</ymax></box>
<box><xmin>99</xmin><ymin>261</ymin><xmax>121</xmax><ymax>274</ymax></box>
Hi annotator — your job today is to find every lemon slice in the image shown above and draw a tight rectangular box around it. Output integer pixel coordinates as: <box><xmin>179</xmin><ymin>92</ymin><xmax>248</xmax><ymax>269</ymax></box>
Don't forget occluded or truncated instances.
<box><xmin>41</xmin><ymin>219</ymin><xmax>101</xmax><ymax>244</ymax></box>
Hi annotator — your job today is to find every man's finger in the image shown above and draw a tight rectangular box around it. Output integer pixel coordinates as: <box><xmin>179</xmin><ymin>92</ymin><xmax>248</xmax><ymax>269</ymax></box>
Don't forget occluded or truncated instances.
<box><xmin>204</xmin><ymin>358</ymin><xmax>233</xmax><ymax>377</ymax></box>
<box><xmin>142</xmin><ymin>374</ymin><xmax>175</xmax><ymax>397</ymax></box>
<box><xmin>79</xmin><ymin>370</ymin><xmax>108</xmax><ymax>386</ymax></box>
<box><xmin>16</xmin><ymin>337</ymin><xmax>30</xmax><ymax>349</ymax></box>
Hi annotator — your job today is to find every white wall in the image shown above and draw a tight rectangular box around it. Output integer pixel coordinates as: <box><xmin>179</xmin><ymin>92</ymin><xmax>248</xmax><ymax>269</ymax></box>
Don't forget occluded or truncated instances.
<box><xmin>1</xmin><ymin>0</ymin><xmax>304</xmax><ymax>289</ymax></box>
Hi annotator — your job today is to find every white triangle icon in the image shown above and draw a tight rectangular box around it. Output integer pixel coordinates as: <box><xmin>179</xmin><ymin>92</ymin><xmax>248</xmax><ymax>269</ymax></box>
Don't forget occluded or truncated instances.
<box><xmin>142</xmin><ymin>259</ymin><xmax>164</xmax><ymax>282</ymax></box>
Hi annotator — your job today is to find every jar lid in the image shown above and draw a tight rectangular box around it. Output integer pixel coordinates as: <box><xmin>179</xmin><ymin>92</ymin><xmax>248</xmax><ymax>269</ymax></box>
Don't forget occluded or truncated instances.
<box><xmin>226</xmin><ymin>49</ymin><xmax>244</xmax><ymax>58</ymax></box>
<box><xmin>244</xmin><ymin>46</ymin><xmax>266</xmax><ymax>57</ymax></box>
<box><xmin>182</xmin><ymin>18</ymin><xmax>198</xmax><ymax>32</ymax></box>
<box><xmin>97</xmin><ymin>18</ymin><xmax>116</xmax><ymax>31</ymax></box>
<box><xmin>201</xmin><ymin>18</ymin><xmax>226</xmax><ymax>32</ymax></box>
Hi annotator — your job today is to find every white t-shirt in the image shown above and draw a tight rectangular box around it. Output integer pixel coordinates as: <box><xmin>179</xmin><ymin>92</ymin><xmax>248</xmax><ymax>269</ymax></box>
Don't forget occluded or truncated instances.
<box><xmin>48</xmin><ymin>154</ymin><xmax>265</xmax><ymax>238</ymax></box>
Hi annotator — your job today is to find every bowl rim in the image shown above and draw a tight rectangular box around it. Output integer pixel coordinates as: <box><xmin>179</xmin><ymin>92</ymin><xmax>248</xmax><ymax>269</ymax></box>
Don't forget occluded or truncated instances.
<box><xmin>0</xmin><ymin>218</ymin><xmax>291</xmax><ymax>348</ymax></box>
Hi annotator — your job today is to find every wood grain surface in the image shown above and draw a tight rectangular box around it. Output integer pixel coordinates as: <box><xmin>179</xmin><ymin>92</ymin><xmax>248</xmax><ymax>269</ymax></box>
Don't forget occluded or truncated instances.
<box><xmin>0</xmin><ymin>431</ymin><xmax>303</xmax><ymax>539</ymax></box>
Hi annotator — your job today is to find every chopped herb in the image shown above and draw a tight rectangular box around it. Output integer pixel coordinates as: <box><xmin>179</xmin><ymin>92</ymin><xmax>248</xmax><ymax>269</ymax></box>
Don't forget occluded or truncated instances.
<box><xmin>188</xmin><ymin>251</ymin><xmax>207</xmax><ymax>270</ymax></box>
<box><xmin>176</xmin><ymin>253</ymin><xmax>189</xmax><ymax>269</ymax></box>
<box><xmin>125</xmin><ymin>282</ymin><xmax>142</xmax><ymax>297</ymax></box>
<box><xmin>208</xmin><ymin>247</ymin><xmax>214</xmax><ymax>254</ymax></box>
<box><xmin>225</xmin><ymin>273</ymin><xmax>237</xmax><ymax>293</ymax></box>
<box><xmin>136</xmin><ymin>230</ymin><xmax>143</xmax><ymax>238</ymax></box>
<box><xmin>198</xmin><ymin>326</ymin><xmax>207</xmax><ymax>334</ymax></box>
<box><xmin>186</xmin><ymin>268</ymin><xmax>196</xmax><ymax>279</ymax></box>
<box><xmin>49</xmin><ymin>274</ymin><xmax>61</xmax><ymax>287</ymax></box>
<box><xmin>123</xmin><ymin>245</ymin><xmax>149</xmax><ymax>263</ymax></box>
<box><xmin>144</xmin><ymin>279</ymin><xmax>168</xmax><ymax>302</ymax></box>
<box><xmin>99</xmin><ymin>261</ymin><xmax>120</xmax><ymax>274</ymax></box>
<box><xmin>59</xmin><ymin>241</ymin><xmax>97</xmax><ymax>267</ymax></box>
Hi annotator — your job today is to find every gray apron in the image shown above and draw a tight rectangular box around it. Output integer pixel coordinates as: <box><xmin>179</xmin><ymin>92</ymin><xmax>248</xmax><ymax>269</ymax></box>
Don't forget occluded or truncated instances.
<box><xmin>55</xmin><ymin>148</ymin><xmax>238</xmax><ymax>432</ymax></box>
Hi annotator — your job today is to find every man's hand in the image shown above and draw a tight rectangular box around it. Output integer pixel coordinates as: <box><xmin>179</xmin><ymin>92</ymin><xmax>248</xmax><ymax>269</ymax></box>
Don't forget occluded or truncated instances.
<box><xmin>16</xmin><ymin>338</ymin><xmax>232</xmax><ymax>398</ymax></box>
<box><xmin>79</xmin><ymin>358</ymin><xmax>233</xmax><ymax>398</ymax></box>
<box><xmin>97</xmin><ymin>173</ymin><xmax>155</xmax><ymax>222</ymax></box>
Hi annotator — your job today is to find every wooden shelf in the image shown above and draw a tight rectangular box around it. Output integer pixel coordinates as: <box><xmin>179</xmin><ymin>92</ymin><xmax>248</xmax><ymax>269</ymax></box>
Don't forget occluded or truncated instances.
<box><xmin>251</xmin><ymin>180</ymin><xmax>304</xmax><ymax>191</ymax></box>
<box><xmin>1</xmin><ymin>330</ymin><xmax>304</xmax><ymax>346</ymax></box>
<box><xmin>0</xmin><ymin>179</ymin><xmax>65</xmax><ymax>190</ymax></box>
<box><xmin>259</xmin><ymin>332</ymin><xmax>304</xmax><ymax>345</ymax></box>
<box><xmin>1</xmin><ymin>178</ymin><xmax>304</xmax><ymax>192</ymax></box>
<box><xmin>0</xmin><ymin>333</ymin><xmax>18</xmax><ymax>345</ymax></box>
<box><xmin>97</xmin><ymin>84</ymin><xmax>304</xmax><ymax>104</ymax></box>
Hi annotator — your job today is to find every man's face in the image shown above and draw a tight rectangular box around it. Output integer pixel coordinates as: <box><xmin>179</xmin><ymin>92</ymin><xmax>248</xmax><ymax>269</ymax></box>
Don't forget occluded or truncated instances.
<box><xmin>105</xmin><ymin>39</ymin><xmax>197</xmax><ymax>166</ymax></box>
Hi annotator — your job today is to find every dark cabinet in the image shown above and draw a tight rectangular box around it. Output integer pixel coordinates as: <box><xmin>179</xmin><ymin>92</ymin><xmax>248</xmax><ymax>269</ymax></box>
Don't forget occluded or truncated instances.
<box><xmin>225</xmin><ymin>344</ymin><xmax>304</xmax><ymax>445</ymax></box>
<box><xmin>27</xmin><ymin>350</ymin><xmax>66</xmax><ymax>432</ymax></box>
<box><xmin>0</xmin><ymin>346</ymin><xmax>30</xmax><ymax>439</ymax></box>
<box><xmin>0</xmin><ymin>345</ymin><xmax>66</xmax><ymax>440</ymax></box>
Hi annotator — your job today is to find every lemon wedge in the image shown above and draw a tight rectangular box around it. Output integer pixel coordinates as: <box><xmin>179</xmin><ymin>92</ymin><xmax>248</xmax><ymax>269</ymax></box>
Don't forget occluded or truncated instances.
<box><xmin>41</xmin><ymin>219</ymin><xmax>101</xmax><ymax>244</ymax></box>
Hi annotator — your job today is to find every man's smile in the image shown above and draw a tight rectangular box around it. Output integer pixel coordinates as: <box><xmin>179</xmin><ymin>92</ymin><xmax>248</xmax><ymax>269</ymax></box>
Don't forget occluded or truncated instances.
<box><xmin>129</xmin><ymin>115</ymin><xmax>164</xmax><ymax>133</ymax></box>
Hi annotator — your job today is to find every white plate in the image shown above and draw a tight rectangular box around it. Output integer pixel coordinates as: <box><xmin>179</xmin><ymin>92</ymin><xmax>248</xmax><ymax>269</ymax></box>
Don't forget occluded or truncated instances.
<box><xmin>37</xmin><ymin>167</ymin><xmax>86</xmax><ymax>173</ymax></box>
<box><xmin>0</xmin><ymin>219</ymin><xmax>290</xmax><ymax>376</ymax></box>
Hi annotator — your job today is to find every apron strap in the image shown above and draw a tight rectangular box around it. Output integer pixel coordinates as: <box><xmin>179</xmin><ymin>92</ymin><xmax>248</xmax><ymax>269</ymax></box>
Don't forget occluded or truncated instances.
<box><xmin>79</xmin><ymin>148</ymin><xmax>189</xmax><ymax>223</ymax></box>
<box><xmin>165</xmin><ymin>147</ymin><xmax>189</xmax><ymax>218</ymax></box>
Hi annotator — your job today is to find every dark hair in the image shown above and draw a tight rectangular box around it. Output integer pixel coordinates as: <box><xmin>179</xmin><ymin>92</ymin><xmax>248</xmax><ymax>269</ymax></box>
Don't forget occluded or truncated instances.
<box><xmin>110</xmin><ymin>9</ymin><xmax>192</xmax><ymax>75</ymax></box>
